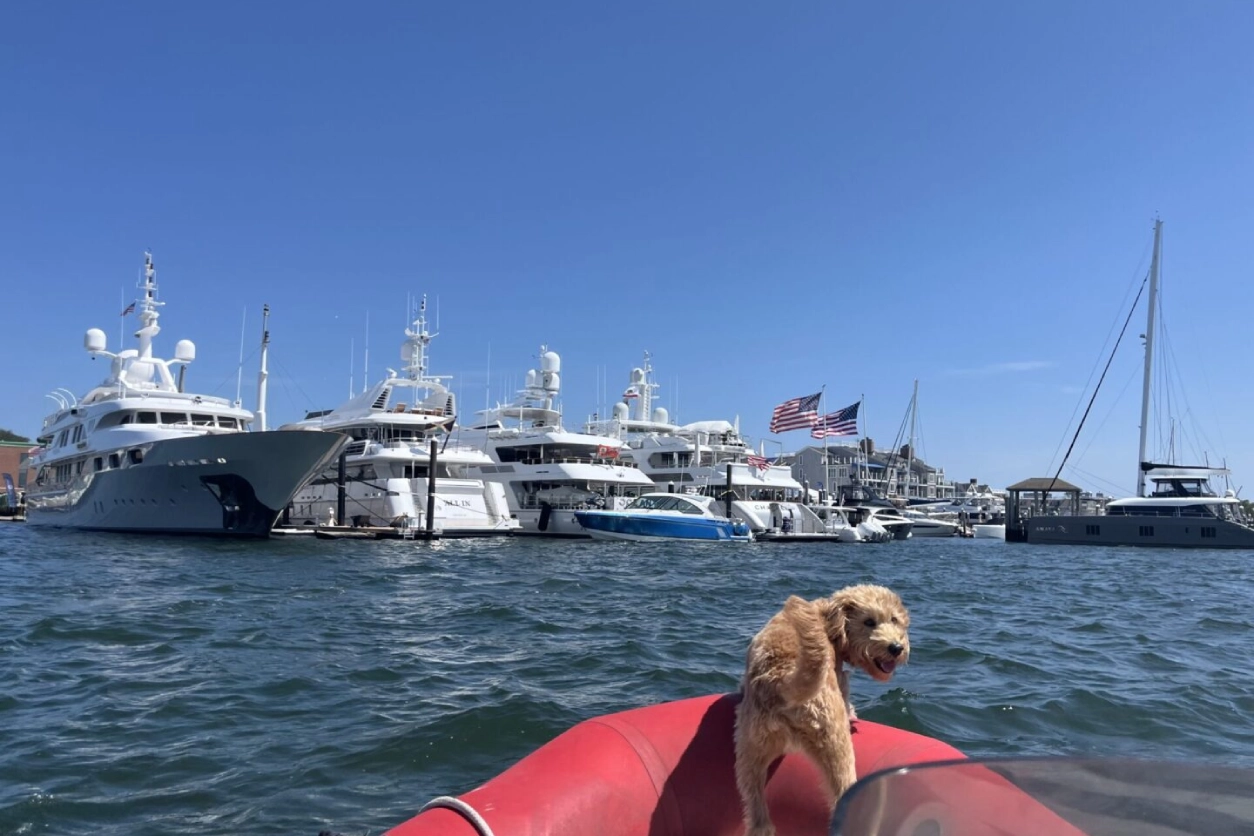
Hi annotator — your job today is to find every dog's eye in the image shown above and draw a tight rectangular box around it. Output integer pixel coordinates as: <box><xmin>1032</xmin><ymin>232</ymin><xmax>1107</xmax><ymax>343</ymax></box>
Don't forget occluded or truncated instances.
<box><xmin>863</xmin><ymin>618</ymin><xmax>876</xmax><ymax>628</ymax></box>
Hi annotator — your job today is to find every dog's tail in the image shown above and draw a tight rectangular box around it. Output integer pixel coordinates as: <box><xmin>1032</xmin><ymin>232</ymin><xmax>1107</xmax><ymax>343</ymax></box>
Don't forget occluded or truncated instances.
<box><xmin>772</xmin><ymin>595</ymin><xmax>834</xmax><ymax>706</ymax></box>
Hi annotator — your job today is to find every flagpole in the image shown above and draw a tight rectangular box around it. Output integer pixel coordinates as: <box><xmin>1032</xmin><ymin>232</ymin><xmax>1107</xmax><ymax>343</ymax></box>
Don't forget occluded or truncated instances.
<box><xmin>820</xmin><ymin>385</ymin><xmax>830</xmax><ymax>504</ymax></box>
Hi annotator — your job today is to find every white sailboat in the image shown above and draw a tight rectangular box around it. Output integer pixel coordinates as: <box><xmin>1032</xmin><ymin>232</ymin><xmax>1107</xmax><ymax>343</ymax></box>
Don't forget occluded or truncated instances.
<box><xmin>25</xmin><ymin>253</ymin><xmax>347</xmax><ymax>536</ymax></box>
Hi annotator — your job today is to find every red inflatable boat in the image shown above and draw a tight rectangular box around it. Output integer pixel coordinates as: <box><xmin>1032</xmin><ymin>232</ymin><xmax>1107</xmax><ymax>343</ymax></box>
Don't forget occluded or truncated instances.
<box><xmin>385</xmin><ymin>692</ymin><xmax>966</xmax><ymax>836</ymax></box>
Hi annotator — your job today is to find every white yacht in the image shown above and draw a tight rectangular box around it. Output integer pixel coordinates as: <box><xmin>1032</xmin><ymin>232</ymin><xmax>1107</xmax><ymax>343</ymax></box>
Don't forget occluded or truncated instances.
<box><xmin>455</xmin><ymin>348</ymin><xmax>655</xmax><ymax>536</ymax></box>
<box><xmin>279</xmin><ymin>300</ymin><xmax>518</xmax><ymax>536</ymax></box>
<box><xmin>585</xmin><ymin>354</ymin><xmax>829</xmax><ymax>536</ymax></box>
<box><xmin>25</xmin><ymin>253</ymin><xmax>347</xmax><ymax>537</ymax></box>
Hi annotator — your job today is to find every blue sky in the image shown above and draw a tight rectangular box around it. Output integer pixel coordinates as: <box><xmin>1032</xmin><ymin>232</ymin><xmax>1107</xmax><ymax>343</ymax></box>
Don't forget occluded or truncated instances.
<box><xmin>4</xmin><ymin>1</ymin><xmax>1253</xmax><ymax>495</ymax></box>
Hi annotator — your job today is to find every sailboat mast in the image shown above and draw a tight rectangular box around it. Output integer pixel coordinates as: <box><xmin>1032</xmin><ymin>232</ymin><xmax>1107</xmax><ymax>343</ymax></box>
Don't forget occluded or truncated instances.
<box><xmin>906</xmin><ymin>379</ymin><xmax>918</xmax><ymax>502</ymax></box>
<box><xmin>1136</xmin><ymin>219</ymin><xmax>1162</xmax><ymax>498</ymax></box>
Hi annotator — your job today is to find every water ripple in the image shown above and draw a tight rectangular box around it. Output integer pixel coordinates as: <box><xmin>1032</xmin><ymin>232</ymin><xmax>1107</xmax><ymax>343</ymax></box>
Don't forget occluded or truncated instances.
<box><xmin>3</xmin><ymin>527</ymin><xmax>1254</xmax><ymax>834</ymax></box>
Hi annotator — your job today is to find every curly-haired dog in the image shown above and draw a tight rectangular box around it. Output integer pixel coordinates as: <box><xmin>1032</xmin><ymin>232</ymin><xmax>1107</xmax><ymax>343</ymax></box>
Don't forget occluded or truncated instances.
<box><xmin>733</xmin><ymin>584</ymin><xmax>910</xmax><ymax>836</ymax></box>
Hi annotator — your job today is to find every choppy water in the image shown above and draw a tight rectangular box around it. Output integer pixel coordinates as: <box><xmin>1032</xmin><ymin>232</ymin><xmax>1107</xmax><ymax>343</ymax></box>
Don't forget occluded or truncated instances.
<box><xmin>3</xmin><ymin>523</ymin><xmax>1254</xmax><ymax>835</ymax></box>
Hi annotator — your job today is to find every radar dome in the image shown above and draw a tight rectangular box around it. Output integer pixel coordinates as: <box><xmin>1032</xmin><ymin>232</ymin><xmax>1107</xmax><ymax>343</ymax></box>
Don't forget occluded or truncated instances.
<box><xmin>652</xmin><ymin>406</ymin><xmax>669</xmax><ymax>424</ymax></box>
<box><xmin>542</xmin><ymin>371</ymin><xmax>560</xmax><ymax>392</ymax></box>
<box><xmin>525</xmin><ymin>369</ymin><xmax>538</xmax><ymax>389</ymax></box>
<box><xmin>630</xmin><ymin>367</ymin><xmax>645</xmax><ymax>385</ymax></box>
<box><xmin>84</xmin><ymin>329</ymin><xmax>107</xmax><ymax>353</ymax></box>
<box><xmin>613</xmin><ymin>402</ymin><xmax>629</xmax><ymax>421</ymax></box>
<box><xmin>541</xmin><ymin>351</ymin><xmax>561</xmax><ymax>374</ymax></box>
<box><xmin>175</xmin><ymin>340</ymin><xmax>196</xmax><ymax>362</ymax></box>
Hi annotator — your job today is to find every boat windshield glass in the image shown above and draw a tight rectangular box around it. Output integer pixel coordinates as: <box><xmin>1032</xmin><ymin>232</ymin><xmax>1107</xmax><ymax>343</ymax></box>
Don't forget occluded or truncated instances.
<box><xmin>831</xmin><ymin>756</ymin><xmax>1254</xmax><ymax>836</ymax></box>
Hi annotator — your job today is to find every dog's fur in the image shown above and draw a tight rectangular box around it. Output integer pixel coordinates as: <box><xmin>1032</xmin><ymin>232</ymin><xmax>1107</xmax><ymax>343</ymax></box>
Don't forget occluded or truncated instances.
<box><xmin>733</xmin><ymin>585</ymin><xmax>910</xmax><ymax>836</ymax></box>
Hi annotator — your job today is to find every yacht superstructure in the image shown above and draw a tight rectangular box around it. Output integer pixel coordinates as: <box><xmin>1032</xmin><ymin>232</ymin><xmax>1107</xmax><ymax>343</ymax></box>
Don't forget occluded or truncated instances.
<box><xmin>280</xmin><ymin>299</ymin><xmax>518</xmax><ymax>535</ymax></box>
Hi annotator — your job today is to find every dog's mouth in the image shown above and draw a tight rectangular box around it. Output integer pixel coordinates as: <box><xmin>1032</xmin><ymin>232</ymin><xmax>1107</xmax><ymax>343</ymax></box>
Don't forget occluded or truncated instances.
<box><xmin>874</xmin><ymin>658</ymin><xmax>897</xmax><ymax>676</ymax></box>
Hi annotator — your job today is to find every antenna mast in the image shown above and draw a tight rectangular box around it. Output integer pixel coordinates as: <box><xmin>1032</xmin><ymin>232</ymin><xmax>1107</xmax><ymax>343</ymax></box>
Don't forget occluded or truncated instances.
<box><xmin>256</xmin><ymin>304</ymin><xmax>270</xmax><ymax>431</ymax></box>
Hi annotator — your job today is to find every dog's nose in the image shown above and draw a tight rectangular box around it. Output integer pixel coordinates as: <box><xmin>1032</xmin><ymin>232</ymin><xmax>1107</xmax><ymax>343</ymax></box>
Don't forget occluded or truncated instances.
<box><xmin>888</xmin><ymin>643</ymin><xmax>904</xmax><ymax>658</ymax></box>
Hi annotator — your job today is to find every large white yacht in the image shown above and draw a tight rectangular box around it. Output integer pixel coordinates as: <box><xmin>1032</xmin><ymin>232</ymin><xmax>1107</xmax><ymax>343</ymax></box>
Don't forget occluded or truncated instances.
<box><xmin>279</xmin><ymin>300</ymin><xmax>518</xmax><ymax>536</ymax></box>
<box><xmin>25</xmin><ymin>253</ymin><xmax>347</xmax><ymax>537</ymax></box>
<box><xmin>454</xmin><ymin>347</ymin><xmax>655</xmax><ymax>536</ymax></box>
<box><xmin>585</xmin><ymin>354</ymin><xmax>832</xmax><ymax>536</ymax></box>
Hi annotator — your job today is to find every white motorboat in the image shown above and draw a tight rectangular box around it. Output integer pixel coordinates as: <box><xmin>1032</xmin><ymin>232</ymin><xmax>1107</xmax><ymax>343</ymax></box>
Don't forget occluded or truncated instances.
<box><xmin>279</xmin><ymin>299</ymin><xmax>518</xmax><ymax>536</ymax></box>
<box><xmin>902</xmin><ymin>508</ymin><xmax>960</xmax><ymax>537</ymax></box>
<box><xmin>25</xmin><ymin>253</ymin><xmax>347</xmax><ymax>537</ymax></box>
<box><xmin>454</xmin><ymin>347</ymin><xmax>655</xmax><ymax>536</ymax></box>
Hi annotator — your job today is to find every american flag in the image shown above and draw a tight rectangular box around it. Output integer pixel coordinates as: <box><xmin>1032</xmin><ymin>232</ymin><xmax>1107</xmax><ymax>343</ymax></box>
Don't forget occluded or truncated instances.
<box><xmin>769</xmin><ymin>391</ymin><xmax>821</xmax><ymax>433</ymax></box>
<box><xmin>811</xmin><ymin>401</ymin><xmax>860</xmax><ymax>438</ymax></box>
<box><xmin>746</xmin><ymin>454</ymin><xmax>771</xmax><ymax>472</ymax></box>
<box><xmin>120</xmin><ymin>302</ymin><xmax>136</xmax><ymax>317</ymax></box>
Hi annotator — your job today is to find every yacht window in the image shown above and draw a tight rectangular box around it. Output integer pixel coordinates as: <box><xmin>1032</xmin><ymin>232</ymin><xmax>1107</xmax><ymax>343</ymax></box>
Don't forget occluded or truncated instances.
<box><xmin>191</xmin><ymin>414</ymin><xmax>214</xmax><ymax>426</ymax></box>
<box><xmin>121</xmin><ymin>413</ymin><xmax>134</xmax><ymax>425</ymax></box>
<box><xmin>94</xmin><ymin>458</ymin><xmax>103</xmax><ymax>472</ymax></box>
<box><xmin>71</xmin><ymin>426</ymin><xmax>84</xmax><ymax>443</ymax></box>
<box><xmin>162</xmin><ymin>412</ymin><xmax>187</xmax><ymax>424</ymax></box>
<box><xmin>57</xmin><ymin>430</ymin><xmax>68</xmax><ymax>447</ymax></box>
<box><xmin>138</xmin><ymin>412</ymin><xmax>158</xmax><ymax>424</ymax></box>
<box><xmin>128</xmin><ymin>449</ymin><xmax>144</xmax><ymax>465</ymax></box>
<box><xmin>109</xmin><ymin>453</ymin><xmax>121</xmax><ymax>468</ymax></box>
<box><xmin>219</xmin><ymin>418</ymin><xmax>238</xmax><ymax>430</ymax></box>
<box><xmin>76</xmin><ymin>460</ymin><xmax>84</xmax><ymax>475</ymax></box>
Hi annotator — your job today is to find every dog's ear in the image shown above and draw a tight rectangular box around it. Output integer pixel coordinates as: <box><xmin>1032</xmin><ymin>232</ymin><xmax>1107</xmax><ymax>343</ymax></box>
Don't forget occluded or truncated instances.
<box><xmin>818</xmin><ymin>593</ymin><xmax>849</xmax><ymax>657</ymax></box>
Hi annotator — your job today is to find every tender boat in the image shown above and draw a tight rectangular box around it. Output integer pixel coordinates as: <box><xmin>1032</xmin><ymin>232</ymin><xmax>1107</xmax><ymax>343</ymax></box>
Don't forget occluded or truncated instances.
<box><xmin>24</xmin><ymin>253</ymin><xmax>347</xmax><ymax>537</ymax></box>
<box><xmin>573</xmin><ymin>492</ymin><xmax>752</xmax><ymax>541</ymax></box>
<box><xmin>382</xmin><ymin>693</ymin><xmax>1253</xmax><ymax>836</ymax></box>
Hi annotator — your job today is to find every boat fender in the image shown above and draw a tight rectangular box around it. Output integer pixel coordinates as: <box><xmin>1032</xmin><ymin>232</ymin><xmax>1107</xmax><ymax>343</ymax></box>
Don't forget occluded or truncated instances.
<box><xmin>538</xmin><ymin>502</ymin><xmax>552</xmax><ymax>532</ymax></box>
<box><xmin>417</xmin><ymin>797</ymin><xmax>496</xmax><ymax>836</ymax></box>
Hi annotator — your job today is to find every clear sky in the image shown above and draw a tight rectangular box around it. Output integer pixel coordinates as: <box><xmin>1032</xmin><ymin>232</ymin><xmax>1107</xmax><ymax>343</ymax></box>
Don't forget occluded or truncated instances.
<box><xmin>4</xmin><ymin>1</ymin><xmax>1253</xmax><ymax>495</ymax></box>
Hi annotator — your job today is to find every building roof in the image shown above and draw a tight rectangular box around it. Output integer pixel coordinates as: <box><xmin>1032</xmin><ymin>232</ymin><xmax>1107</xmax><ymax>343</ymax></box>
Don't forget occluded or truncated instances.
<box><xmin>1005</xmin><ymin>477</ymin><xmax>1083</xmax><ymax>493</ymax></box>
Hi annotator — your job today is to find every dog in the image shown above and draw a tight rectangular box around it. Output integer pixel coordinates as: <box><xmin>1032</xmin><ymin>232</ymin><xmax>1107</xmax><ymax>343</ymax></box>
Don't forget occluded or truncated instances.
<box><xmin>733</xmin><ymin>584</ymin><xmax>910</xmax><ymax>836</ymax></box>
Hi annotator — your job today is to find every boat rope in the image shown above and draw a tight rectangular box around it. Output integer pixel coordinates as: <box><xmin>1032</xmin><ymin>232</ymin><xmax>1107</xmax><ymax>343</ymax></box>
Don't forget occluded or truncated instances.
<box><xmin>418</xmin><ymin>796</ymin><xmax>496</xmax><ymax>836</ymax></box>
<box><xmin>1046</xmin><ymin>274</ymin><xmax>1148</xmax><ymax>495</ymax></box>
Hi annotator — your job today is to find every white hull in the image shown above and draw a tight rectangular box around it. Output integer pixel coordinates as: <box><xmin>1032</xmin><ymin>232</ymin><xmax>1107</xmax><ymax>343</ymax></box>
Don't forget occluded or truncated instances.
<box><xmin>973</xmin><ymin>524</ymin><xmax>1006</xmax><ymax>539</ymax></box>
<box><xmin>26</xmin><ymin>431</ymin><xmax>345</xmax><ymax>537</ymax></box>
<box><xmin>288</xmin><ymin>476</ymin><xmax>517</xmax><ymax>536</ymax></box>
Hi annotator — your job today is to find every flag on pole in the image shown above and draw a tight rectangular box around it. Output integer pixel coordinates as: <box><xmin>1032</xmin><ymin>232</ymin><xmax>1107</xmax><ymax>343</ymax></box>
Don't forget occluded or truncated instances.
<box><xmin>746</xmin><ymin>454</ymin><xmax>772</xmax><ymax>472</ymax></box>
<box><xmin>769</xmin><ymin>391</ymin><xmax>821</xmax><ymax>433</ymax></box>
<box><xmin>622</xmin><ymin>388</ymin><xmax>639</xmax><ymax>400</ymax></box>
<box><xmin>811</xmin><ymin>401</ymin><xmax>860</xmax><ymax>438</ymax></box>
<box><xmin>120</xmin><ymin>302</ymin><xmax>136</xmax><ymax>316</ymax></box>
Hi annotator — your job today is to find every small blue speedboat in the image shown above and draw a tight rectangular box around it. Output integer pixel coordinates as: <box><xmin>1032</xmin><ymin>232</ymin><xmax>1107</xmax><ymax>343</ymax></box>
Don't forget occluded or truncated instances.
<box><xmin>573</xmin><ymin>492</ymin><xmax>752</xmax><ymax>541</ymax></box>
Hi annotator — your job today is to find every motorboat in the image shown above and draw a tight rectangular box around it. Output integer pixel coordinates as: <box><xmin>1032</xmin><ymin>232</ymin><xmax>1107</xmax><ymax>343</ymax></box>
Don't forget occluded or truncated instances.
<box><xmin>25</xmin><ymin>253</ymin><xmax>347</xmax><ymax>537</ymax></box>
<box><xmin>902</xmin><ymin>507</ymin><xmax>960</xmax><ymax>537</ymax></box>
<box><xmin>380</xmin><ymin>692</ymin><xmax>1251</xmax><ymax>836</ymax></box>
<box><xmin>279</xmin><ymin>298</ymin><xmax>518</xmax><ymax>536</ymax></box>
<box><xmin>572</xmin><ymin>492</ymin><xmax>752</xmax><ymax>541</ymax></box>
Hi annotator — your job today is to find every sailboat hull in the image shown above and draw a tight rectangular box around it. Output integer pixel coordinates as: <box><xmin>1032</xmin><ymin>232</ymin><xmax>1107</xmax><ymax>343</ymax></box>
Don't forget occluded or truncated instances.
<box><xmin>1025</xmin><ymin>515</ymin><xmax>1254</xmax><ymax>549</ymax></box>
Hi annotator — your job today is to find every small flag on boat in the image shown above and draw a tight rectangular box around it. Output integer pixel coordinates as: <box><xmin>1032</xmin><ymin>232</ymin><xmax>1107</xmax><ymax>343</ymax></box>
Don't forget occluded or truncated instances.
<box><xmin>768</xmin><ymin>391</ymin><xmax>821</xmax><ymax>433</ymax></box>
<box><xmin>811</xmin><ymin>401</ymin><xmax>860</xmax><ymax>438</ymax></box>
<box><xmin>596</xmin><ymin>444</ymin><xmax>619</xmax><ymax>459</ymax></box>
<box><xmin>622</xmin><ymin>388</ymin><xmax>639</xmax><ymax>400</ymax></box>
<box><xmin>746</xmin><ymin>454</ymin><xmax>772</xmax><ymax>472</ymax></box>
<box><xmin>120</xmin><ymin>302</ymin><xmax>136</xmax><ymax>316</ymax></box>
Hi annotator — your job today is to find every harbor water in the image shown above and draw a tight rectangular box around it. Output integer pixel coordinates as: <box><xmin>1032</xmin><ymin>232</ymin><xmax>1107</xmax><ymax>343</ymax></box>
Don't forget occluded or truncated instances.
<box><xmin>3</xmin><ymin>523</ymin><xmax>1254</xmax><ymax>835</ymax></box>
